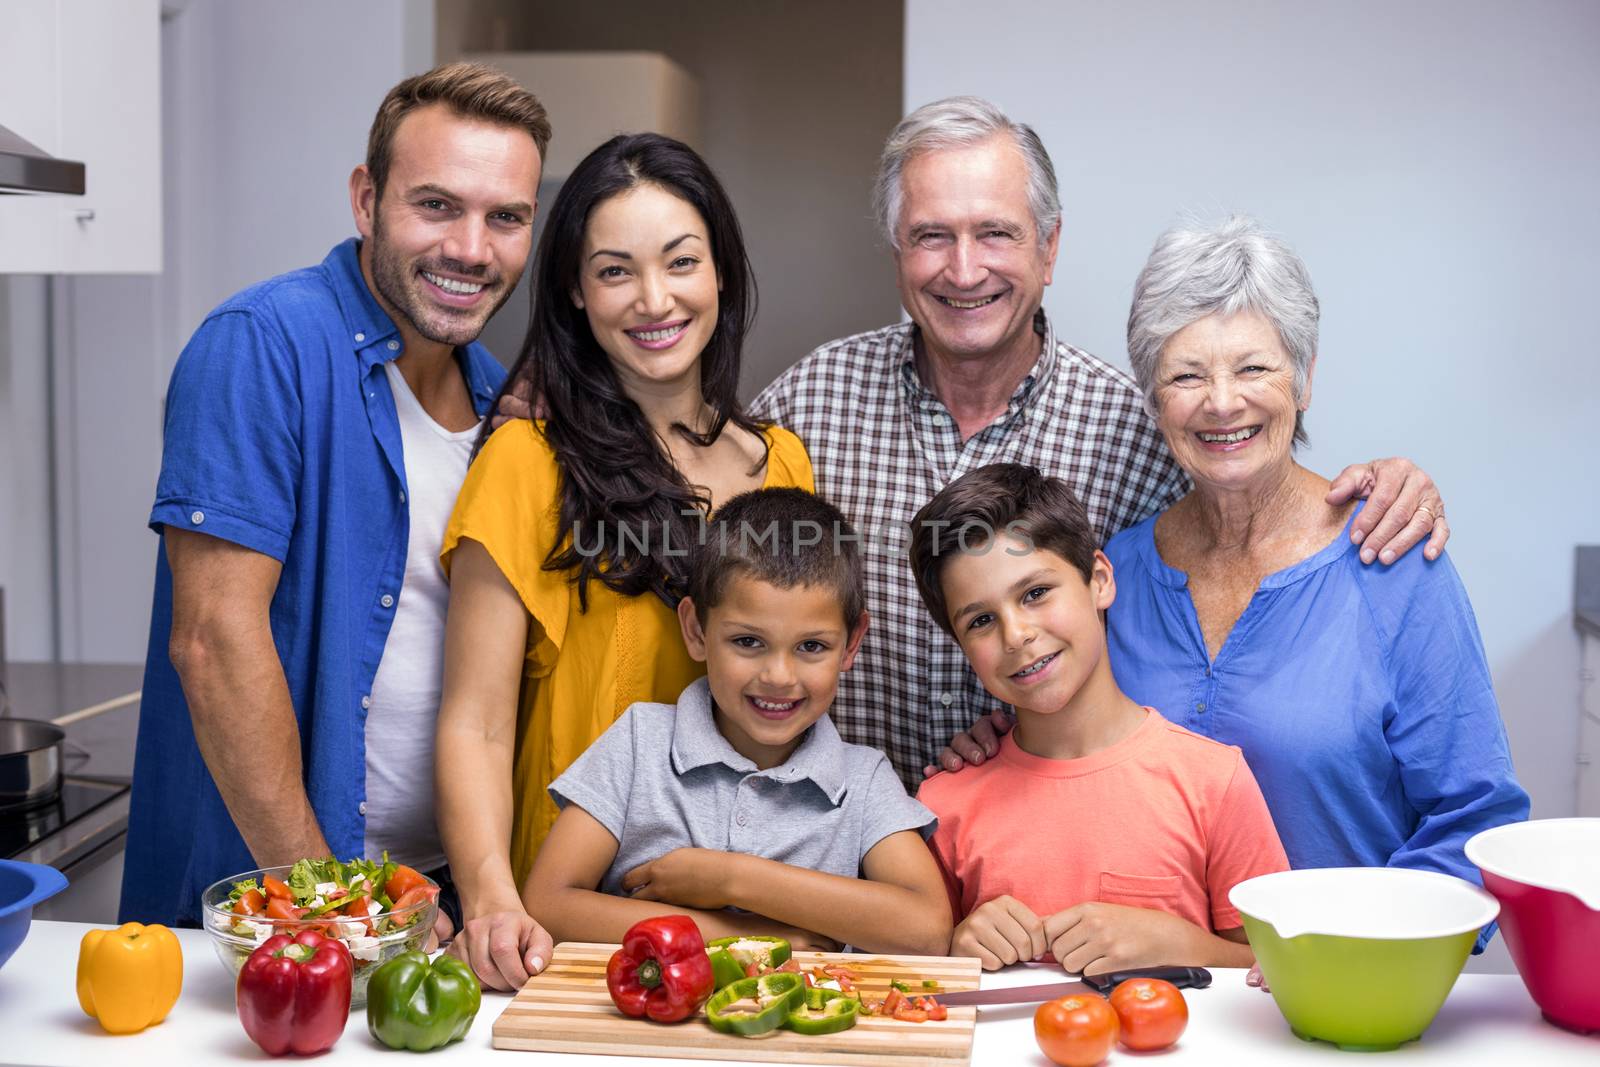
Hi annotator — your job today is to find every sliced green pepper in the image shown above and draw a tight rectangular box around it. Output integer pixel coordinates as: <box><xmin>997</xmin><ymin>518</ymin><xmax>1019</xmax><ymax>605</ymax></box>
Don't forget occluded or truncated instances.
<box><xmin>707</xmin><ymin>949</ymin><xmax>746</xmax><ymax>991</ymax></box>
<box><xmin>786</xmin><ymin>987</ymin><xmax>859</xmax><ymax>1036</ymax></box>
<box><xmin>366</xmin><ymin>951</ymin><xmax>482</xmax><ymax>1051</ymax></box>
<box><xmin>705</xmin><ymin>936</ymin><xmax>791</xmax><ymax>989</ymax></box>
<box><xmin>704</xmin><ymin>973</ymin><xmax>805</xmax><ymax>1037</ymax></box>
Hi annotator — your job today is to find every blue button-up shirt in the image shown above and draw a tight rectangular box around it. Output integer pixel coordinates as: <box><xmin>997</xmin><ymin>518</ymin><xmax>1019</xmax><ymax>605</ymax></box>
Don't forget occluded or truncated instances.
<box><xmin>121</xmin><ymin>239</ymin><xmax>506</xmax><ymax>925</ymax></box>
<box><xmin>1103</xmin><ymin>507</ymin><xmax>1528</xmax><ymax>948</ymax></box>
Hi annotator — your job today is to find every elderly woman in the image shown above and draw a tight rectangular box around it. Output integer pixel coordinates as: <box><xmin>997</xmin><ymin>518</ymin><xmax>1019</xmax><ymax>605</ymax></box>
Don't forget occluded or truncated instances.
<box><xmin>1102</xmin><ymin>216</ymin><xmax>1527</xmax><ymax>908</ymax></box>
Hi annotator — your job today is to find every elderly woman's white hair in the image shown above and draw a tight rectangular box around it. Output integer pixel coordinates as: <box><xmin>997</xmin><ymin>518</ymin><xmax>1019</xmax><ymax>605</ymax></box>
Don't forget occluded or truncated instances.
<box><xmin>873</xmin><ymin>96</ymin><xmax>1061</xmax><ymax>250</ymax></box>
<box><xmin>1126</xmin><ymin>215</ymin><xmax>1320</xmax><ymax>446</ymax></box>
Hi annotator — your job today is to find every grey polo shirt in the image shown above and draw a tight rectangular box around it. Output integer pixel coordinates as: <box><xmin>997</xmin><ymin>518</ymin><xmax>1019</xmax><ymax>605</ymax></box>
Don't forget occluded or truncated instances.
<box><xmin>549</xmin><ymin>677</ymin><xmax>937</xmax><ymax>898</ymax></box>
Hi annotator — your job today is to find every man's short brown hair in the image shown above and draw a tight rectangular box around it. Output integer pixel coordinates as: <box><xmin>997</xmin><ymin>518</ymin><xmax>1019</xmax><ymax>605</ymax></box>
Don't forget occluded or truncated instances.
<box><xmin>910</xmin><ymin>464</ymin><xmax>1099</xmax><ymax>637</ymax></box>
<box><xmin>365</xmin><ymin>62</ymin><xmax>552</xmax><ymax>200</ymax></box>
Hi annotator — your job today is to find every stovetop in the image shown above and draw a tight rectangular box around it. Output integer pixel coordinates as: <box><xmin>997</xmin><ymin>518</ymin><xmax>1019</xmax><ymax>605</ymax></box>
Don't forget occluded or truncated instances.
<box><xmin>0</xmin><ymin>776</ymin><xmax>131</xmax><ymax>868</ymax></box>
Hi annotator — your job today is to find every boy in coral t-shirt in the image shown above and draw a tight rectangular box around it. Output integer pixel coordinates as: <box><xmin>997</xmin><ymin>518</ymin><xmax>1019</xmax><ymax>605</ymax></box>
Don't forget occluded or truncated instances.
<box><xmin>910</xmin><ymin>464</ymin><xmax>1288</xmax><ymax>973</ymax></box>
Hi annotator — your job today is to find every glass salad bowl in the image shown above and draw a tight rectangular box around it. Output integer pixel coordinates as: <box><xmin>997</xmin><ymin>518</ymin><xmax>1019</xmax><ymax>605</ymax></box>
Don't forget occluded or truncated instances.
<box><xmin>201</xmin><ymin>859</ymin><xmax>439</xmax><ymax>1008</ymax></box>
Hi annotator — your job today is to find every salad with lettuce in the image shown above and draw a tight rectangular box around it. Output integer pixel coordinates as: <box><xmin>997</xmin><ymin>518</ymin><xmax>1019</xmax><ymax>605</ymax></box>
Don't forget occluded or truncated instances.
<box><xmin>211</xmin><ymin>854</ymin><xmax>438</xmax><ymax>966</ymax></box>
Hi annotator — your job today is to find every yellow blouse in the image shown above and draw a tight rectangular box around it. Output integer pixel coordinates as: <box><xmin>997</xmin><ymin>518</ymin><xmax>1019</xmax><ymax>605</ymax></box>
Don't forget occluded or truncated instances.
<box><xmin>441</xmin><ymin>420</ymin><xmax>814</xmax><ymax>885</ymax></box>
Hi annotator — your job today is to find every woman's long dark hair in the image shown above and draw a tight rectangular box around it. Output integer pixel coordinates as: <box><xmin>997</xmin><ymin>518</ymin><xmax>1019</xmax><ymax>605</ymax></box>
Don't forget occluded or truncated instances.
<box><xmin>490</xmin><ymin>133</ymin><xmax>765</xmax><ymax>610</ymax></box>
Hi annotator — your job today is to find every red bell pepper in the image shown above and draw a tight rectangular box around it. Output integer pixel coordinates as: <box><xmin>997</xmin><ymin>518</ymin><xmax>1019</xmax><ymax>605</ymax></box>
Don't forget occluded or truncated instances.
<box><xmin>605</xmin><ymin>915</ymin><xmax>715</xmax><ymax>1024</ymax></box>
<box><xmin>236</xmin><ymin>929</ymin><xmax>353</xmax><ymax>1055</ymax></box>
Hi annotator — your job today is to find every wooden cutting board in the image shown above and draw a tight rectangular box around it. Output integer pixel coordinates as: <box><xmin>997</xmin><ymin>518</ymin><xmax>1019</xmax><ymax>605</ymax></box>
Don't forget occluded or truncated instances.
<box><xmin>492</xmin><ymin>942</ymin><xmax>983</xmax><ymax>1066</ymax></box>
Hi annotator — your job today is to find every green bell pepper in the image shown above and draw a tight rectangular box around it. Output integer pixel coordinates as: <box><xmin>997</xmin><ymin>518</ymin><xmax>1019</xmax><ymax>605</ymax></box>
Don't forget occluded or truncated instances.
<box><xmin>786</xmin><ymin>986</ymin><xmax>860</xmax><ymax>1036</ymax></box>
<box><xmin>705</xmin><ymin>936</ymin><xmax>791</xmax><ymax>989</ymax></box>
<box><xmin>365</xmin><ymin>951</ymin><xmax>482</xmax><ymax>1051</ymax></box>
<box><xmin>704</xmin><ymin>973</ymin><xmax>805</xmax><ymax>1037</ymax></box>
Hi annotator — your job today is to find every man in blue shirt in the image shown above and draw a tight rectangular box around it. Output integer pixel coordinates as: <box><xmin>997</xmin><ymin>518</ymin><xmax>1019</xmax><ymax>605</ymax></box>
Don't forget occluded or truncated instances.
<box><xmin>121</xmin><ymin>63</ymin><xmax>552</xmax><ymax>982</ymax></box>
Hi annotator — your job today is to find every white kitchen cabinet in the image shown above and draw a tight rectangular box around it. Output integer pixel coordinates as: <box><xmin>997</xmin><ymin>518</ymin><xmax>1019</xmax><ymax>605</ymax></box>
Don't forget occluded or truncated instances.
<box><xmin>0</xmin><ymin>0</ymin><xmax>161</xmax><ymax>273</ymax></box>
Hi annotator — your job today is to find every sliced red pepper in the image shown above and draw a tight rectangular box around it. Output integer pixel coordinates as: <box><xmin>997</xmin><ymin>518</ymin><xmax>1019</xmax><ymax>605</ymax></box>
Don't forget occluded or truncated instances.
<box><xmin>605</xmin><ymin>916</ymin><xmax>715</xmax><ymax>1024</ymax></box>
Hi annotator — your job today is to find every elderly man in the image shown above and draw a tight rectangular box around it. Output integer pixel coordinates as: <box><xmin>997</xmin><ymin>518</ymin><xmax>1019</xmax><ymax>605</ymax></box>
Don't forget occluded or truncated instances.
<box><xmin>122</xmin><ymin>63</ymin><xmax>554</xmax><ymax>995</ymax></box>
<box><xmin>750</xmin><ymin>96</ymin><xmax>1447</xmax><ymax>785</ymax></box>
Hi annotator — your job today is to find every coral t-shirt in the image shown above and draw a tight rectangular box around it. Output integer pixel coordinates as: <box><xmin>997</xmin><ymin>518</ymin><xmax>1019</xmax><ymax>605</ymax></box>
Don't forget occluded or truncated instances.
<box><xmin>916</xmin><ymin>708</ymin><xmax>1288</xmax><ymax>934</ymax></box>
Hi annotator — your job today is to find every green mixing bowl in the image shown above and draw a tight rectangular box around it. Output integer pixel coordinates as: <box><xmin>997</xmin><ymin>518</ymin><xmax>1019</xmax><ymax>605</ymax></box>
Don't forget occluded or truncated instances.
<box><xmin>1231</xmin><ymin>867</ymin><xmax>1499</xmax><ymax>1051</ymax></box>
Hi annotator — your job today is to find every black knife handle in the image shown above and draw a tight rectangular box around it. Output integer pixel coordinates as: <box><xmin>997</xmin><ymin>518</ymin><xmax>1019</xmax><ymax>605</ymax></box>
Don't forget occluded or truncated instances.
<box><xmin>1081</xmin><ymin>966</ymin><xmax>1213</xmax><ymax>993</ymax></box>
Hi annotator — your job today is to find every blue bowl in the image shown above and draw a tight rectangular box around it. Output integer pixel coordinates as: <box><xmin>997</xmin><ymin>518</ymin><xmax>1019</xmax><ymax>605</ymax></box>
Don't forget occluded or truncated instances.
<box><xmin>0</xmin><ymin>859</ymin><xmax>70</xmax><ymax>971</ymax></box>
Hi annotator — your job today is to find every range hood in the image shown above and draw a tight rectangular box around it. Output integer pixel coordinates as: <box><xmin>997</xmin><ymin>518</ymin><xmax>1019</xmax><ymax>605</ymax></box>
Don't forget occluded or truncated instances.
<box><xmin>0</xmin><ymin>122</ymin><xmax>85</xmax><ymax>195</ymax></box>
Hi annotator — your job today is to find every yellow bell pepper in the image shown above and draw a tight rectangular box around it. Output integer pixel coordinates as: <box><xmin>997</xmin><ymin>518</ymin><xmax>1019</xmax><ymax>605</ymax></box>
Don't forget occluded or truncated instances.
<box><xmin>76</xmin><ymin>922</ymin><xmax>183</xmax><ymax>1034</ymax></box>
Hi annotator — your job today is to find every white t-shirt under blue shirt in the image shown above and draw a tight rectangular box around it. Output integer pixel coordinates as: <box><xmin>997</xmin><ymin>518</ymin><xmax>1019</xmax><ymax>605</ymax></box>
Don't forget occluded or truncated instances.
<box><xmin>550</xmin><ymin>677</ymin><xmax>936</xmax><ymax>897</ymax></box>
<box><xmin>362</xmin><ymin>361</ymin><xmax>481</xmax><ymax>871</ymax></box>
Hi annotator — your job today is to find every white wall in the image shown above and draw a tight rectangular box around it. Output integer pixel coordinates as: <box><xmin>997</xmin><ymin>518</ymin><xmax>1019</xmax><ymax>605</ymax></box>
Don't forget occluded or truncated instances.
<box><xmin>439</xmin><ymin>0</ymin><xmax>906</xmax><ymax>396</ymax></box>
<box><xmin>0</xmin><ymin>0</ymin><xmax>434</xmax><ymax>663</ymax></box>
<box><xmin>0</xmin><ymin>277</ymin><xmax>55</xmax><ymax>660</ymax></box>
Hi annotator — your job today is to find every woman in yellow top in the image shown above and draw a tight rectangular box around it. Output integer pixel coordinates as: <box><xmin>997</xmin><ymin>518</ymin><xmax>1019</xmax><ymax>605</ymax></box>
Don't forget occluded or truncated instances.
<box><xmin>435</xmin><ymin>134</ymin><xmax>813</xmax><ymax>991</ymax></box>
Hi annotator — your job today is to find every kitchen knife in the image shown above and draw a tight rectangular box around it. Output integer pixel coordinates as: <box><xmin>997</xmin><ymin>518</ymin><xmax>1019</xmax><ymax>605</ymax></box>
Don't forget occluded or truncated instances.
<box><xmin>935</xmin><ymin>966</ymin><xmax>1212</xmax><ymax>1008</ymax></box>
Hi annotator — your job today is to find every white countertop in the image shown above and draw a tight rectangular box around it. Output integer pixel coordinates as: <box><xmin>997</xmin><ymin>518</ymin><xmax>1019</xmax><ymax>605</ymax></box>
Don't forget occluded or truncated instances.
<box><xmin>3</xmin><ymin>921</ymin><xmax>1594</xmax><ymax>1065</ymax></box>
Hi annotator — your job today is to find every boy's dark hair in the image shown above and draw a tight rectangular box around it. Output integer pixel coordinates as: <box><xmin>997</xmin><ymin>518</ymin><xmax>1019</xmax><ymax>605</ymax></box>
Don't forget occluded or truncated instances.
<box><xmin>688</xmin><ymin>488</ymin><xmax>865</xmax><ymax>631</ymax></box>
<box><xmin>910</xmin><ymin>463</ymin><xmax>1098</xmax><ymax>637</ymax></box>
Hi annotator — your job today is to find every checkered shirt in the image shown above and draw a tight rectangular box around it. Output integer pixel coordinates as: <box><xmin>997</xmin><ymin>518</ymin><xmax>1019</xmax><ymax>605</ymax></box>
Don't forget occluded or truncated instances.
<box><xmin>751</xmin><ymin>312</ymin><xmax>1190</xmax><ymax>787</ymax></box>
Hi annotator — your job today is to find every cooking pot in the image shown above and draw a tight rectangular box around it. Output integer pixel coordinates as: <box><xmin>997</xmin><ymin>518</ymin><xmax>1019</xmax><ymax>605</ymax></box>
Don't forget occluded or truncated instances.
<box><xmin>0</xmin><ymin>718</ymin><xmax>65</xmax><ymax>809</ymax></box>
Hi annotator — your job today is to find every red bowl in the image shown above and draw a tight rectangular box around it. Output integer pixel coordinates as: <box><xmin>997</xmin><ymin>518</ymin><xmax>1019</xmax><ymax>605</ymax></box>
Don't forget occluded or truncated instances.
<box><xmin>1465</xmin><ymin>819</ymin><xmax>1600</xmax><ymax>1034</ymax></box>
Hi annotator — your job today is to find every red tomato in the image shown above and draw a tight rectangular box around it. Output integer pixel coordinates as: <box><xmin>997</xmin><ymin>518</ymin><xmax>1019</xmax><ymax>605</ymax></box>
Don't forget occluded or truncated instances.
<box><xmin>232</xmin><ymin>888</ymin><xmax>266</xmax><ymax>916</ymax></box>
<box><xmin>384</xmin><ymin>864</ymin><xmax>428</xmax><ymax>901</ymax></box>
<box><xmin>389</xmin><ymin>884</ymin><xmax>438</xmax><ymax>917</ymax></box>
<box><xmin>264</xmin><ymin>896</ymin><xmax>305</xmax><ymax>922</ymax></box>
<box><xmin>261</xmin><ymin>874</ymin><xmax>293</xmax><ymax>901</ymax></box>
<box><xmin>1035</xmin><ymin>994</ymin><xmax>1119</xmax><ymax>1067</ymax></box>
<box><xmin>338</xmin><ymin>894</ymin><xmax>375</xmax><ymax>934</ymax></box>
<box><xmin>1110</xmin><ymin>978</ymin><xmax>1188</xmax><ymax>1051</ymax></box>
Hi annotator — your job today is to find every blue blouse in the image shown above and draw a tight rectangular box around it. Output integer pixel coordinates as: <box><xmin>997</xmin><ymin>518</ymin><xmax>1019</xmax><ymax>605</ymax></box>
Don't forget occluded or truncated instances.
<box><xmin>1104</xmin><ymin>506</ymin><xmax>1528</xmax><ymax>902</ymax></box>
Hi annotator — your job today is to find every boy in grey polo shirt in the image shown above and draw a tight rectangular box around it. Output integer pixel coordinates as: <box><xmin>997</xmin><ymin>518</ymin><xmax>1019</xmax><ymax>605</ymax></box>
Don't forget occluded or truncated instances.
<box><xmin>525</xmin><ymin>489</ymin><xmax>953</xmax><ymax>957</ymax></box>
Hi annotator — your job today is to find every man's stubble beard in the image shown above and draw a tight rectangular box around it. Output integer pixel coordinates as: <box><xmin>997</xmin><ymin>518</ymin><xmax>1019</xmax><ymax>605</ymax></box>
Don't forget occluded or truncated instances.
<box><xmin>368</xmin><ymin>203</ymin><xmax>517</xmax><ymax>348</ymax></box>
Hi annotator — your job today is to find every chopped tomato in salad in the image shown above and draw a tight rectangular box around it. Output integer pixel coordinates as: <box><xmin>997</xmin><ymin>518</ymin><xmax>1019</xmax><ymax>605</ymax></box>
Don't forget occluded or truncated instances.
<box><xmin>216</xmin><ymin>854</ymin><xmax>437</xmax><ymax>967</ymax></box>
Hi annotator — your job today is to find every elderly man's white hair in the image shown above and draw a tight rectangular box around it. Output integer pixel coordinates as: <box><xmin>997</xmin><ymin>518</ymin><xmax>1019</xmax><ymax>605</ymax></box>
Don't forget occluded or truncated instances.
<box><xmin>873</xmin><ymin>95</ymin><xmax>1062</xmax><ymax>250</ymax></box>
<box><xmin>1126</xmin><ymin>214</ymin><xmax>1321</xmax><ymax>447</ymax></box>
